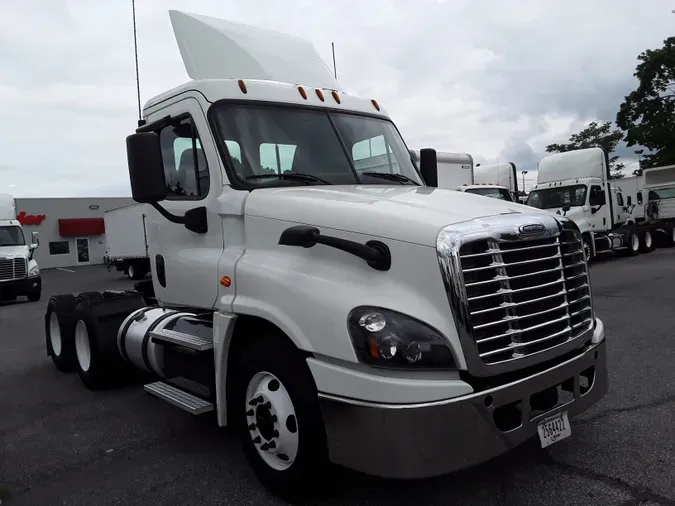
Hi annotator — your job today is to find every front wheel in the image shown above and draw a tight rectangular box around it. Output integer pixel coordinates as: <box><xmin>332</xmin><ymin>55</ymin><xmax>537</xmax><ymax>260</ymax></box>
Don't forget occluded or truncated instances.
<box><xmin>640</xmin><ymin>229</ymin><xmax>655</xmax><ymax>253</ymax></box>
<box><xmin>625</xmin><ymin>228</ymin><xmax>640</xmax><ymax>256</ymax></box>
<box><xmin>582</xmin><ymin>237</ymin><xmax>593</xmax><ymax>264</ymax></box>
<box><xmin>230</xmin><ymin>334</ymin><xmax>329</xmax><ymax>502</ymax></box>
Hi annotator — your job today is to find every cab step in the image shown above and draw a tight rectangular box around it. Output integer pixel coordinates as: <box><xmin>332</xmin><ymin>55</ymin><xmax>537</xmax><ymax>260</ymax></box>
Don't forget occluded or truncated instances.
<box><xmin>150</xmin><ymin>328</ymin><xmax>213</xmax><ymax>351</ymax></box>
<box><xmin>144</xmin><ymin>381</ymin><xmax>214</xmax><ymax>415</ymax></box>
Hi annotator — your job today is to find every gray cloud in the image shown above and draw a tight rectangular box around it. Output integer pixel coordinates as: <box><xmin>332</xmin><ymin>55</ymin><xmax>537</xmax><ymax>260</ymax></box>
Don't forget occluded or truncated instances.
<box><xmin>1</xmin><ymin>0</ymin><xmax>674</xmax><ymax>196</ymax></box>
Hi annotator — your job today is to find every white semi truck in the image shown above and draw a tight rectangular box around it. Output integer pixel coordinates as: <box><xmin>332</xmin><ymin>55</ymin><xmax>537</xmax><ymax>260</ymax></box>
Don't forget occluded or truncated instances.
<box><xmin>527</xmin><ymin>147</ymin><xmax>658</xmax><ymax>261</ymax></box>
<box><xmin>614</xmin><ymin>167</ymin><xmax>675</xmax><ymax>247</ymax></box>
<box><xmin>43</xmin><ymin>11</ymin><xmax>607</xmax><ymax>501</ymax></box>
<box><xmin>472</xmin><ymin>162</ymin><xmax>520</xmax><ymax>201</ymax></box>
<box><xmin>0</xmin><ymin>194</ymin><xmax>41</xmax><ymax>302</ymax></box>
<box><xmin>103</xmin><ymin>203</ymin><xmax>151</xmax><ymax>280</ymax></box>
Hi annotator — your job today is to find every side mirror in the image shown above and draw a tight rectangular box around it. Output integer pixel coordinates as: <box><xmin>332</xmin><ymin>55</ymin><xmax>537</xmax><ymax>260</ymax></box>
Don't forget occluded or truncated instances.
<box><xmin>126</xmin><ymin>132</ymin><xmax>168</xmax><ymax>204</ymax></box>
<box><xmin>419</xmin><ymin>148</ymin><xmax>438</xmax><ymax>187</ymax></box>
<box><xmin>562</xmin><ymin>204</ymin><xmax>571</xmax><ymax>216</ymax></box>
<box><xmin>31</xmin><ymin>231</ymin><xmax>39</xmax><ymax>247</ymax></box>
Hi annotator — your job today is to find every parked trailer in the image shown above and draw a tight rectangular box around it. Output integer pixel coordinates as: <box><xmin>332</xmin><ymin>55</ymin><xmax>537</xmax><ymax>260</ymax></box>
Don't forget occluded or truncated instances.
<box><xmin>103</xmin><ymin>203</ymin><xmax>150</xmax><ymax>280</ymax></box>
<box><xmin>640</xmin><ymin>165</ymin><xmax>675</xmax><ymax>247</ymax></box>
<box><xmin>471</xmin><ymin>162</ymin><xmax>520</xmax><ymax>201</ymax></box>
<box><xmin>411</xmin><ymin>150</ymin><xmax>474</xmax><ymax>188</ymax></box>
<box><xmin>44</xmin><ymin>11</ymin><xmax>608</xmax><ymax>502</ymax></box>
<box><xmin>527</xmin><ymin>147</ymin><xmax>657</xmax><ymax>262</ymax></box>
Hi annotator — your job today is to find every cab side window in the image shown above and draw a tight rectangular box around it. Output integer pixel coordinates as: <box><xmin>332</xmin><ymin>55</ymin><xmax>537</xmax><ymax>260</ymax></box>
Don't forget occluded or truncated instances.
<box><xmin>616</xmin><ymin>192</ymin><xmax>624</xmax><ymax>207</ymax></box>
<box><xmin>159</xmin><ymin>117</ymin><xmax>209</xmax><ymax>199</ymax></box>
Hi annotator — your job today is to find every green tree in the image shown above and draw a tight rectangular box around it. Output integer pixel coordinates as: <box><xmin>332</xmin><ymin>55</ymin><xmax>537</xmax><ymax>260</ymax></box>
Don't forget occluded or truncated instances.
<box><xmin>617</xmin><ymin>37</ymin><xmax>675</xmax><ymax>170</ymax></box>
<box><xmin>545</xmin><ymin>121</ymin><xmax>625</xmax><ymax>179</ymax></box>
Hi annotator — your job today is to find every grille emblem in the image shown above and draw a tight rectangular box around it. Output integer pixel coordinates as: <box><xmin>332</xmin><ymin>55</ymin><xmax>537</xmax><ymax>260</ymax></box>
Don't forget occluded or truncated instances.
<box><xmin>518</xmin><ymin>223</ymin><xmax>546</xmax><ymax>236</ymax></box>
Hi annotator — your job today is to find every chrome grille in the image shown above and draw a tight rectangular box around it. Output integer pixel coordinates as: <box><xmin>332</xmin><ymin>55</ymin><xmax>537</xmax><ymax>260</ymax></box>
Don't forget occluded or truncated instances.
<box><xmin>437</xmin><ymin>214</ymin><xmax>594</xmax><ymax>376</ymax></box>
<box><xmin>0</xmin><ymin>258</ymin><xmax>27</xmax><ymax>281</ymax></box>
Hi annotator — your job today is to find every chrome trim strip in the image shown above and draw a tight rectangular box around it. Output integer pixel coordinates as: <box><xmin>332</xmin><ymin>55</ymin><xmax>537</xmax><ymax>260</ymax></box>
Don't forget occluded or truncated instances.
<box><xmin>436</xmin><ymin>212</ymin><xmax>594</xmax><ymax>377</ymax></box>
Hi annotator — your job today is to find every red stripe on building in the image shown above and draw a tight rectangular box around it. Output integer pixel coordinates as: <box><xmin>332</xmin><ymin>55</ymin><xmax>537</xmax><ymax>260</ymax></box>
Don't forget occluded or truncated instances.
<box><xmin>58</xmin><ymin>218</ymin><xmax>105</xmax><ymax>237</ymax></box>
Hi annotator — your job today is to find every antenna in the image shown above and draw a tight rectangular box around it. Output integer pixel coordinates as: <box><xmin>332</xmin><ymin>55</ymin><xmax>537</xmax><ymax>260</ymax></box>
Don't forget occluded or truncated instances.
<box><xmin>132</xmin><ymin>0</ymin><xmax>144</xmax><ymax>127</ymax></box>
<box><xmin>331</xmin><ymin>42</ymin><xmax>337</xmax><ymax>79</ymax></box>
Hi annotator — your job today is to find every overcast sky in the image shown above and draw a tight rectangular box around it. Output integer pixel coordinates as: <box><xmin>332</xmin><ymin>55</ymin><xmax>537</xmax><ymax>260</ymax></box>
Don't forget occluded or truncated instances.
<box><xmin>2</xmin><ymin>0</ymin><xmax>674</xmax><ymax>197</ymax></box>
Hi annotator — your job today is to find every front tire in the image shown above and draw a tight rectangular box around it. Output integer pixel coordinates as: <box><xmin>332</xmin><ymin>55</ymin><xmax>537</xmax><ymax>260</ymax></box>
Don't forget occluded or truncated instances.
<box><xmin>640</xmin><ymin>229</ymin><xmax>655</xmax><ymax>253</ymax></box>
<box><xmin>582</xmin><ymin>237</ymin><xmax>593</xmax><ymax>264</ymax></box>
<box><xmin>230</xmin><ymin>334</ymin><xmax>329</xmax><ymax>502</ymax></box>
<box><xmin>625</xmin><ymin>227</ymin><xmax>640</xmax><ymax>256</ymax></box>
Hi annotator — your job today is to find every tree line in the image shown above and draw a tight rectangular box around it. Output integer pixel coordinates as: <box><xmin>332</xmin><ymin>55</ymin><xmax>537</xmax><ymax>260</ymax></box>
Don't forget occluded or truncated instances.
<box><xmin>545</xmin><ymin>37</ymin><xmax>675</xmax><ymax>179</ymax></box>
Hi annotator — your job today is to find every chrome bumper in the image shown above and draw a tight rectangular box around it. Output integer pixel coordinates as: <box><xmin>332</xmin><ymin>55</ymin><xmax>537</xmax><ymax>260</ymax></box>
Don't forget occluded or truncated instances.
<box><xmin>318</xmin><ymin>340</ymin><xmax>607</xmax><ymax>479</ymax></box>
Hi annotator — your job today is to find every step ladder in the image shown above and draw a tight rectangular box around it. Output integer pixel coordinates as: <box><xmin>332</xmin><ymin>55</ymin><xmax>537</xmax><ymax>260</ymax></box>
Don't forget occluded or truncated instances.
<box><xmin>144</xmin><ymin>381</ymin><xmax>214</xmax><ymax>415</ymax></box>
<box><xmin>150</xmin><ymin>328</ymin><xmax>213</xmax><ymax>351</ymax></box>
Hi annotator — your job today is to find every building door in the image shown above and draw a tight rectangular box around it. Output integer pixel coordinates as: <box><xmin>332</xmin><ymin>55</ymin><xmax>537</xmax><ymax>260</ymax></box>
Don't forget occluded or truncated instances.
<box><xmin>76</xmin><ymin>238</ymin><xmax>90</xmax><ymax>264</ymax></box>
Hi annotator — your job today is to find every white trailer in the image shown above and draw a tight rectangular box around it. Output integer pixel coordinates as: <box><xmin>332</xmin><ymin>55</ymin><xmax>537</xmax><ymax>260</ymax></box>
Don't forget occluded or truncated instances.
<box><xmin>527</xmin><ymin>148</ymin><xmax>656</xmax><ymax>261</ymax></box>
<box><xmin>0</xmin><ymin>194</ymin><xmax>41</xmax><ymax>302</ymax></box>
<box><xmin>103</xmin><ymin>203</ymin><xmax>151</xmax><ymax>280</ymax></box>
<box><xmin>640</xmin><ymin>165</ymin><xmax>675</xmax><ymax>246</ymax></box>
<box><xmin>411</xmin><ymin>150</ymin><xmax>474</xmax><ymax>188</ymax></box>
<box><xmin>43</xmin><ymin>11</ymin><xmax>607</xmax><ymax>502</ymax></box>
<box><xmin>474</xmin><ymin>162</ymin><xmax>519</xmax><ymax>200</ymax></box>
<box><xmin>613</xmin><ymin>175</ymin><xmax>644</xmax><ymax>220</ymax></box>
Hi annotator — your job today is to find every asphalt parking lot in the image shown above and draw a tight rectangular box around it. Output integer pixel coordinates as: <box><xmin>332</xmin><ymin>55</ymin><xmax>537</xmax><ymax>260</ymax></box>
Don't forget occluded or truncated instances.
<box><xmin>1</xmin><ymin>256</ymin><xmax>674</xmax><ymax>506</ymax></box>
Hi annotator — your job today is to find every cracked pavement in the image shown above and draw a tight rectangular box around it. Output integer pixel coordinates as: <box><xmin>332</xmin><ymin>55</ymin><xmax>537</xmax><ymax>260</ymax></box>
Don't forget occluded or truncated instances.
<box><xmin>1</xmin><ymin>253</ymin><xmax>674</xmax><ymax>506</ymax></box>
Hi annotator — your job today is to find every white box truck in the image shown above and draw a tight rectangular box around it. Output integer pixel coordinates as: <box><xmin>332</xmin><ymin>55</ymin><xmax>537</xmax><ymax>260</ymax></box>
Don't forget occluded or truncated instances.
<box><xmin>411</xmin><ymin>150</ymin><xmax>474</xmax><ymax>188</ymax></box>
<box><xmin>527</xmin><ymin>147</ymin><xmax>658</xmax><ymax>261</ymax></box>
<box><xmin>103</xmin><ymin>203</ymin><xmax>151</xmax><ymax>280</ymax></box>
<box><xmin>0</xmin><ymin>194</ymin><xmax>41</xmax><ymax>302</ymax></box>
<box><xmin>43</xmin><ymin>11</ymin><xmax>608</xmax><ymax>502</ymax></box>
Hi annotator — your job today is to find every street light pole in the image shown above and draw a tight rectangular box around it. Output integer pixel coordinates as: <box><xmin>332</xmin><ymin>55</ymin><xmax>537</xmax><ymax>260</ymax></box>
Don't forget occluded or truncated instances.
<box><xmin>521</xmin><ymin>170</ymin><xmax>528</xmax><ymax>195</ymax></box>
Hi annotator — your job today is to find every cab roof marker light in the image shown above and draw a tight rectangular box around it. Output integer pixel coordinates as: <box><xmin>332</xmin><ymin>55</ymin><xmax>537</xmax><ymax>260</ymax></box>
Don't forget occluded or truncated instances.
<box><xmin>371</xmin><ymin>99</ymin><xmax>380</xmax><ymax>111</ymax></box>
<box><xmin>298</xmin><ymin>86</ymin><xmax>308</xmax><ymax>99</ymax></box>
<box><xmin>331</xmin><ymin>90</ymin><xmax>341</xmax><ymax>104</ymax></box>
<box><xmin>238</xmin><ymin>79</ymin><xmax>247</xmax><ymax>94</ymax></box>
<box><xmin>315</xmin><ymin>89</ymin><xmax>325</xmax><ymax>101</ymax></box>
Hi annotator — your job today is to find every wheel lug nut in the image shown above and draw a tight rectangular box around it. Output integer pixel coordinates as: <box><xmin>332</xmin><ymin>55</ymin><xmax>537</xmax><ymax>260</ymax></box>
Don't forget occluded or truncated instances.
<box><xmin>270</xmin><ymin>415</ymin><xmax>277</xmax><ymax>422</ymax></box>
<box><xmin>272</xmin><ymin>429</ymin><xmax>279</xmax><ymax>438</ymax></box>
<box><xmin>248</xmin><ymin>395</ymin><xmax>263</xmax><ymax>406</ymax></box>
<box><xmin>246</xmin><ymin>409</ymin><xmax>254</xmax><ymax>416</ymax></box>
<box><xmin>260</xmin><ymin>442</ymin><xmax>269</xmax><ymax>451</ymax></box>
<box><xmin>267</xmin><ymin>440</ymin><xmax>276</xmax><ymax>449</ymax></box>
<box><xmin>248</xmin><ymin>423</ymin><xmax>256</xmax><ymax>431</ymax></box>
<box><xmin>252</xmin><ymin>436</ymin><xmax>261</xmax><ymax>444</ymax></box>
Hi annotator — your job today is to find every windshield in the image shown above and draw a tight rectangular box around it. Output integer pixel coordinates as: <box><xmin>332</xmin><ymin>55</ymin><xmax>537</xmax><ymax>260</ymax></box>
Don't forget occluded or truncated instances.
<box><xmin>465</xmin><ymin>187</ymin><xmax>513</xmax><ymax>201</ymax></box>
<box><xmin>648</xmin><ymin>187</ymin><xmax>675</xmax><ymax>200</ymax></box>
<box><xmin>0</xmin><ymin>226</ymin><xmax>26</xmax><ymax>247</ymax></box>
<box><xmin>210</xmin><ymin>104</ymin><xmax>422</xmax><ymax>187</ymax></box>
<box><xmin>527</xmin><ymin>184</ymin><xmax>588</xmax><ymax>209</ymax></box>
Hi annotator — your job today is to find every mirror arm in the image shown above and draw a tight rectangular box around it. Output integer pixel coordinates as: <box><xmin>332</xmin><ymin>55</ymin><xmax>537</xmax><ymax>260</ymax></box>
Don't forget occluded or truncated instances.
<box><xmin>149</xmin><ymin>202</ymin><xmax>185</xmax><ymax>225</ymax></box>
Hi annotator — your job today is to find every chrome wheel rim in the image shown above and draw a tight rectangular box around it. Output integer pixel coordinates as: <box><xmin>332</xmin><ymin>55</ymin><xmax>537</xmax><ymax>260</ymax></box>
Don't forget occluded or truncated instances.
<box><xmin>49</xmin><ymin>312</ymin><xmax>62</xmax><ymax>356</ymax></box>
<box><xmin>74</xmin><ymin>320</ymin><xmax>91</xmax><ymax>372</ymax></box>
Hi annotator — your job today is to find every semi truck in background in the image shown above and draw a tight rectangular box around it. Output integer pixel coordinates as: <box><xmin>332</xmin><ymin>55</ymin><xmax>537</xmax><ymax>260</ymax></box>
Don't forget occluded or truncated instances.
<box><xmin>526</xmin><ymin>147</ymin><xmax>666</xmax><ymax>261</ymax></box>
<box><xmin>411</xmin><ymin>151</ymin><xmax>517</xmax><ymax>201</ymax></box>
<box><xmin>613</xmin><ymin>168</ymin><xmax>675</xmax><ymax>247</ymax></box>
<box><xmin>43</xmin><ymin>11</ymin><xmax>608</xmax><ymax>501</ymax></box>
<box><xmin>0</xmin><ymin>194</ymin><xmax>41</xmax><ymax>302</ymax></box>
<box><xmin>103</xmin><ymin>203</ymin><xmax>151</xmax><ymax>280</ymax></box>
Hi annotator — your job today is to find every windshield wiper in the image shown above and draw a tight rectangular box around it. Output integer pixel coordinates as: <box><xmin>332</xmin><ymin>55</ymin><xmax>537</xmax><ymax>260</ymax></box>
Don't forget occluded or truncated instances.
<box><xmin>246</xmin><ymin>173</ymin><xmax>331</xmax><ymax>185</ymax></box>
<box><xmin>361</xmin><ymin>172</ymin><xmax>419</xmax><ymax>185</ymax></box>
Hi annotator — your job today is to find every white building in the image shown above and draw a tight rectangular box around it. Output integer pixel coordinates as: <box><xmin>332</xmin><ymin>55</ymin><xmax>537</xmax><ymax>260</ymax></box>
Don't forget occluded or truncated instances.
<box><xmin>15</xmin><ymin>197</ymin><xmax>133</xmax><ymax>269</ymax></box>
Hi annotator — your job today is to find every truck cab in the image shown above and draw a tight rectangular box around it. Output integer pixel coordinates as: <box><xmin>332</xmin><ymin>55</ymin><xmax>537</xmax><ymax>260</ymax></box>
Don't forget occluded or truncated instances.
<box><xmin>43</xmin><ymin>11</ymin><xmax>608</xmax><ymax>501</ymax></box>
<box><xmin>0</xmin><ymin>194</ymin><xmax>41</xmax><ymax>302</ymax></box>
<box><xmin>527</xmin><ymin>148</ymin><xmax>643</xmax><ymax>261</ymax></box>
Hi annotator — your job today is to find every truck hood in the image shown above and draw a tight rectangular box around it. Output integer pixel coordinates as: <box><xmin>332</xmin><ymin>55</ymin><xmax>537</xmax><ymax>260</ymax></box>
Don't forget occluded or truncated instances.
<box><xmin>0</xmin><ymin>245</ymin><xmax>28</xmax><ymax>258</ymax></box>
<box><xmin>245</xmin><ymin>185</ymin><xmax>550</xmax><ymax>246</ymax></box>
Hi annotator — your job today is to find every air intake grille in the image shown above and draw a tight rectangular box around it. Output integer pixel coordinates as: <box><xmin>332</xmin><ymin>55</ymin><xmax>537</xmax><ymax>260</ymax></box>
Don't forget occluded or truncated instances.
<box><xmin>459</xmin><ymin>230</ymin><xmax>592</xmax><ymax>365</ymax></box>
<box><xmin>0</xmin><ymin>258</ymin><xmax>27</xmax><ymax>281</ymax></box>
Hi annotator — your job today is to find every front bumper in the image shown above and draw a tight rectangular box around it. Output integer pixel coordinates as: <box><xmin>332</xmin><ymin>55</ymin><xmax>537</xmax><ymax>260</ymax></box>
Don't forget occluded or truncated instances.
<box><xmin>318</xmin><ymin>339</ymin><xmax>607</xmax><ymax>479</ymax></box>
<box><xmin>0</xmin><ymin>275</ymin><xmax>41</xmax><ymax>298</ymax></box>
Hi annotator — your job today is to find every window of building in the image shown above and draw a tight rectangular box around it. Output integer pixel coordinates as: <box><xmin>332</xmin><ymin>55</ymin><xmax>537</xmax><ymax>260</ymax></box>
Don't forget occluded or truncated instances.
<box><xmin>49</xmin><ymin>241</ymin><xmax>70</xmax><ymax>255</ymax></box>
<box><xmin>159</xmin><ymin>116</ymin><xmax>210</xmax><ymax>199</ymax></box>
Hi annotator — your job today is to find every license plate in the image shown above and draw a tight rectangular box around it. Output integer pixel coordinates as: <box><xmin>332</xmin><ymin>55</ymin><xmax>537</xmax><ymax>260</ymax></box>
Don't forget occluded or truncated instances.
<box><xmin>537</xmin><ymin>411</ymin><xmax>571</xmax><ymax>448</ymax></box>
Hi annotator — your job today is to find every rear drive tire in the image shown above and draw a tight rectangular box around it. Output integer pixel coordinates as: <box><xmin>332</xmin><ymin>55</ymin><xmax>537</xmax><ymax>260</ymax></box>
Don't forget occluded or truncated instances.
<box><xmin>45</xmin><ymin>294</ymin><xmax>78</xmax><ymax>372</ymax></box>
<box><xmin>665</xmin><ymin>226</ymin><xmax>675</xmax><ymax>248</ymax></box>
<box><xmin>230</xmin><ymin>334</ymin><xmax>329</xmax><ymax>502</ymax></box>
<box><xmin>625</xmin><ymin>227</ymin><xmax>640</xmax><ymax>256</ymax></box>
<box><xmin>76</xmin><ymin>291</ymin><xmax>104</xmax><ymax>304</ymax></box>
<box><xmin>72</xmin><ymin>302</ymin><xmax>117</xmax><ymax>390</ymax></box>
<box><xmin>640</xmin><ymin>229</ymin><xmax>654</xmax><ymax>253</ymax></box>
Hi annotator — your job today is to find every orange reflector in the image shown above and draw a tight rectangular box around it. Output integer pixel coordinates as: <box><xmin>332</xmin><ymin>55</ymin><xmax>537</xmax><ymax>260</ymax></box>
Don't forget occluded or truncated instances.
<box><xmin>371</xmin><ymin>99</ymin><xmax>380</xmax><ymax>111</ymax></box>
<box><xmin>298</xmin><ymin>86</ymin><xmax>307</xmax><ymax>99</ymax></box>
<box><xmin>220</xmin><ymin>276</ymin><xmax>231</xmax><ymax>287</ymax></box>
<box><xmin>368</xmin><ymin>336</ymin><xmax>379</xmax><ymax>358</ymax></box>
<box><xmin>315</xmin><ymin>89</ymin><xmax>325</xmax><ymax>101</ymax></box>
<box><xmin>331</xmin><ymin>90</ymin><xmax>341</xmax><ymax>104</ymax></box>
<box><xmin>238</xmin><ymin>80</ymin><xmax>247</xmax><ymax>94</ymax></box>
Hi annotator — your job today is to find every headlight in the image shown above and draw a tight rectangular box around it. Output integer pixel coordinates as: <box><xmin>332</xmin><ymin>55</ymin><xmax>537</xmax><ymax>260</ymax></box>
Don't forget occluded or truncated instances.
<box><xmin>347</xmin><ymin>307</ymin><xmax>457</xmax><ymax>370</ymax></box>
<box><xmin>28</xmin><ymin>265</ymin><xmax>39</xmax><ymax>277</ymax></box>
